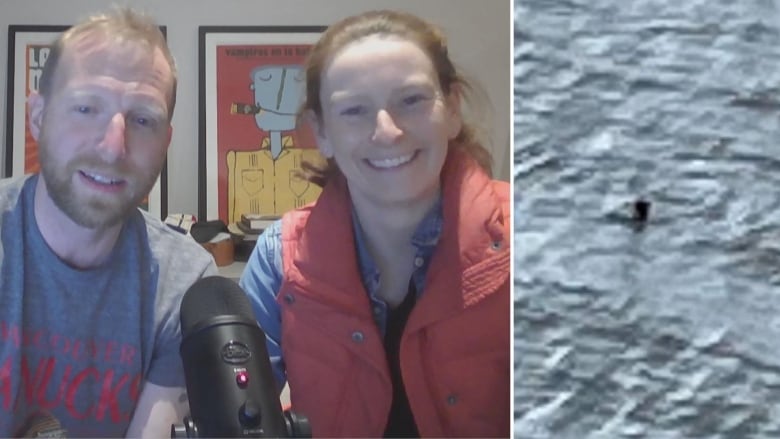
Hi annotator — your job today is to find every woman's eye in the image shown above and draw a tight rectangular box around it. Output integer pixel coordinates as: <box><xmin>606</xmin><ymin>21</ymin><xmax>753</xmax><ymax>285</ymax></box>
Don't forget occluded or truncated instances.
<box><xmin>340</xmin><ymin>106</ymin><xmax>365</xmax><ymax>116</ymax></box>
<box><xmin>402</xmin><ymin>94</ymin><xmax>426</xmax><ymax>106</ymax></box>
<box><xmin>75</xmin><ymin>105</ymin><xmax>93</xmax><ymax>114</ymax></box>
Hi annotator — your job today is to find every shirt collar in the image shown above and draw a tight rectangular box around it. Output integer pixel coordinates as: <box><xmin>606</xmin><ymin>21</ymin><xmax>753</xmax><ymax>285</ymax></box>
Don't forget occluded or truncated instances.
<box><xmin>351</xmin><ymin>193</ymin><xmax>444</xmax><ymax>292</ymax></box>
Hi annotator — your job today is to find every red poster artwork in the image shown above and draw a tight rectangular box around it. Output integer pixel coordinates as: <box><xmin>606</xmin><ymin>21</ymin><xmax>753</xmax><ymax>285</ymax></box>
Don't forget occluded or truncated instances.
<box><xmin>214</xmin><ymin>44</ymin><xmax>323</xmax><ymax>224</ymax></box>
<box><xmin>23</xmin><ymin>44</ymin><xmax>48</xmax><ymax>174</ymax></box>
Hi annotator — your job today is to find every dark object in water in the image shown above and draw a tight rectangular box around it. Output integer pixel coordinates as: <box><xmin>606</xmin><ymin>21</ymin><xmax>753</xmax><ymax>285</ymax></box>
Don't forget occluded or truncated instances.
<box><xmin>633</xmin><ymin>199</ymin><xmax>651</xmax><ymax>223</ymax></box>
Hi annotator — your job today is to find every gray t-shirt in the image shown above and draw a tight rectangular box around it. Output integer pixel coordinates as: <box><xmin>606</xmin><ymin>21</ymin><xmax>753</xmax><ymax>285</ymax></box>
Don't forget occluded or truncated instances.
<box><xmin>0</xmin><ymin>175</ymin><xmax>217</xmax><ymax>437</ymax></box>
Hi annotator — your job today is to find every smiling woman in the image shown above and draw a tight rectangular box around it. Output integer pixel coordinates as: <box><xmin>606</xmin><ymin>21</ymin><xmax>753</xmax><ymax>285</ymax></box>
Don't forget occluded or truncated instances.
<box><xmin>311</xmin><ymin>35</ymin><xmax>460</xmax><ymax>211</ymax></box>
<box><xmin>238</xmin><ymin>9</ymin><xmax>510</xmax><ymax>438</ymax></box>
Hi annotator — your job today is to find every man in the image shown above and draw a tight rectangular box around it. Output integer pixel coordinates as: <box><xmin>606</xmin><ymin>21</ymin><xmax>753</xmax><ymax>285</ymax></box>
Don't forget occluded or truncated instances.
<box><xmin>0</xmin><ymin>8</ymin><xmax>216</xmax><ymax>437</ymax></box>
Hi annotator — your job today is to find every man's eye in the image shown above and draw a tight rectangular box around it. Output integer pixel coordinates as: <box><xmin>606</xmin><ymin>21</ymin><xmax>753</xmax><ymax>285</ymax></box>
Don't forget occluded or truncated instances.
<box><xmin>131</xmin><ymin>114</ymin><xmax>159</xmax><ymax>129</ymax></box>
<box><xmin>75</xmin><ymin>105</ymin><xmax>93</xmax><ymax>114</ymax></box>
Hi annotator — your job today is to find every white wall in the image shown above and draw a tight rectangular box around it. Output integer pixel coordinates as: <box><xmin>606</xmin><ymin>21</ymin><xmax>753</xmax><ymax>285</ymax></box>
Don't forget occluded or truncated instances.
<box><xmin>0</xmin><ymin>0</ymin><xmax>511</xmax><ymax>217</ymax></box>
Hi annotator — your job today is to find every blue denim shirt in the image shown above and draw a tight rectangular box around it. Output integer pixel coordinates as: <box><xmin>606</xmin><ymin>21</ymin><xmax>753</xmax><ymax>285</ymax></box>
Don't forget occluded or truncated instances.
<box><xmin>239</xmin><ymin>197</ymin><xmax>444</xmax><ymax>391</ymax></box>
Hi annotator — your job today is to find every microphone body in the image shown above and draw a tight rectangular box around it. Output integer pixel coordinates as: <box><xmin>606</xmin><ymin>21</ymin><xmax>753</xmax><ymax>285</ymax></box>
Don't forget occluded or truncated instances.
<box><xmin>176</xmin><ymin>276</ymin><xmax>290</xmax><ymax>438</ymax></box>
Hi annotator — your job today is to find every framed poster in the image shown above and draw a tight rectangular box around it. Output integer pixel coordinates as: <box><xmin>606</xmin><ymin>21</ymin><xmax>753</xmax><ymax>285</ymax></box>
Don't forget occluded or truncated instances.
<box><xmin>4</xmin><ymin>25</ymin><xmax>169</xmax><ymax>219</ymax></box>
<box><xmin>198</xmin><ymin>25</ymin><xmax>327</xmax><ymax>224</ymax></box>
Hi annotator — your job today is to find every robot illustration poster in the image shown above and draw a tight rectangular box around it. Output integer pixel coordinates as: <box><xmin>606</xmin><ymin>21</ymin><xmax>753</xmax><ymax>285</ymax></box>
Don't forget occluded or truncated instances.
<box><xmin>203</xmin><ymin>27</ymin><xmax>327</xmax><ymax>224</ymax></box>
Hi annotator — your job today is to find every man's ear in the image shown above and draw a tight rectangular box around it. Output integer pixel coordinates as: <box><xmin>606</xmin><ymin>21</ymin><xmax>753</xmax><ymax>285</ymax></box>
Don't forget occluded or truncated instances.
<box><xmin>165</xmin><ymin>124</ymin><xmax>173</xmax><ymax>150</ymax></box>
<box><xmin>444</xmin><ymin>85</ymin><xmax>463</xmax><ymax>140</ymax></box>
<box><xmin>28</xmin><ymin>92</ymin><xmax>46</xmax><ymax>141</ymax></box>
<box><xmin>305</xmin><ymin>110</ymin><xmax>334</xmax><ymax>158</ymax></box>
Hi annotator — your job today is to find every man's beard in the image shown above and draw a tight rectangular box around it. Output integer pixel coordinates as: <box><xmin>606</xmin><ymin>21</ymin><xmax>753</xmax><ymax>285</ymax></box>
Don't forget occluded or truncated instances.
<box><xmin>38</xmin><ymin>134</ymin><xmax>162</xmax><ymax>230</ymax></box>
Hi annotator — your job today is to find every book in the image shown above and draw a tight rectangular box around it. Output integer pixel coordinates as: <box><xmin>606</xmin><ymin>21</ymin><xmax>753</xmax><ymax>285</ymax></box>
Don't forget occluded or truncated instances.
<box><xmin>163</xmin><ymin>213</ymin><xmax>196</xmax><ymax>234</ymax></box>
<box><xmin>228</xmin><ymin>222</ymin><xmax>259</xmax><ymax>242</ymax></box>
<box><xmin>240</xmin><ymin>214</ymin><xmax>280</xmax><ymax>231</ymax></box>
<box><xmin>235</xmin><ymin>221</ymin><xmax>262</xmax><ymax>238</ymax></box>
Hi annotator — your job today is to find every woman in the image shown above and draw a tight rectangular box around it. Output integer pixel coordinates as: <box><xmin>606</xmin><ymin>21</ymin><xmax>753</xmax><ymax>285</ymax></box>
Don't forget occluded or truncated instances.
<box><xmin>240</xmin><ymin>9</ymin><xmax>510</xmax><ymax>437</ymax></box>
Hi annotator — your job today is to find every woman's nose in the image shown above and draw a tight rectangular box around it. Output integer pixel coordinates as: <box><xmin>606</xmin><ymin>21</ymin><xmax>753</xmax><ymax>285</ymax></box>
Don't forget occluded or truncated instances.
<box><xmin>371</xmin><ymin>109</ymin><xmax>403</xmax><ymax>145</ymax></box>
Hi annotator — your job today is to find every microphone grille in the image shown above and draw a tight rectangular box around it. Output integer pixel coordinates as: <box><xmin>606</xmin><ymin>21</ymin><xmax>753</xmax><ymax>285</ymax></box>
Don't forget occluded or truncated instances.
<box><xmin>180</xmin><ymin>276</ymin><xmax>256</xmax><ymax>338</ymax></box>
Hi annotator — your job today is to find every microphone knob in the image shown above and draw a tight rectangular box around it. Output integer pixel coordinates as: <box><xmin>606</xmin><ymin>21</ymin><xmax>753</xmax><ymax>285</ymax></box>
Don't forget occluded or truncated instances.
<box><xmin>170</xmin><ymin>416</ymin><xmax>198</xmax><ymax>438</ymax></box>
<box><xmin>238</xmin><ymin>400</ymin><xmax>261</xmax><ymax>428</ymax></box>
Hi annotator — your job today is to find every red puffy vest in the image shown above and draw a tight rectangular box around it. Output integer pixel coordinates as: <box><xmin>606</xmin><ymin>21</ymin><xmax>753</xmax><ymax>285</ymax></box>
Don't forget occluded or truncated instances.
<box><xmin>277</xmin><ymin>149</ymin><xmax>510</xmax><ymax>437</ymax></box>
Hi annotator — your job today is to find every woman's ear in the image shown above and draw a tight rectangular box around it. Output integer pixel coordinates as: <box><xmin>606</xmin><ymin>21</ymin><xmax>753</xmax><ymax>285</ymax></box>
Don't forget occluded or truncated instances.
<box><xmin>444</xmin><ymin>85</ymin><xmax>463</xmax><ymax>140</ymax></box>
<box><xmin>28</xmin><ymin>92</ymin><xmax>46</xmax><ymax>141</ymax></box>
<box><xmin>306</xmin><ymin>110</ymin><xmax>334</xmax><ymax>158</ymax></box>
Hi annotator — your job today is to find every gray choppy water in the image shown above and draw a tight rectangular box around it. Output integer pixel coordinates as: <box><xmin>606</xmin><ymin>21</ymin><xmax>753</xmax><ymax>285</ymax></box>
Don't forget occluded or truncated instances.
<box><xmin>514</xmin><ymin>0</ymin><xmax>780</xmax><ymax>437</ymax></box>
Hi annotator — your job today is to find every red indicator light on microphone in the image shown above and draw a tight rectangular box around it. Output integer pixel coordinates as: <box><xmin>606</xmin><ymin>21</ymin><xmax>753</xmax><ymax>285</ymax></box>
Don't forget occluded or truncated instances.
<box><xmin>236</xmin><ymin>371</ymin><xmax>249</xmax><ymax>388</ymax></box>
